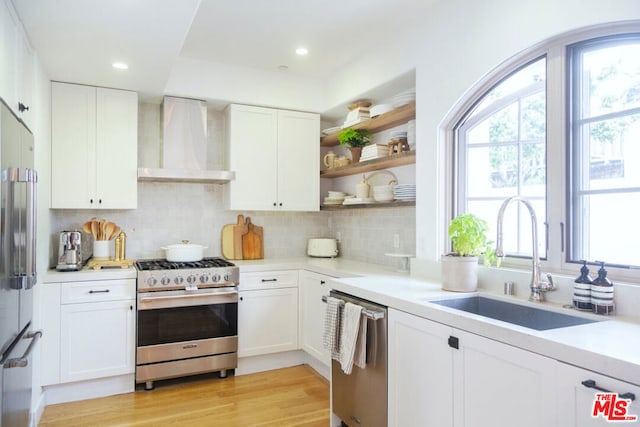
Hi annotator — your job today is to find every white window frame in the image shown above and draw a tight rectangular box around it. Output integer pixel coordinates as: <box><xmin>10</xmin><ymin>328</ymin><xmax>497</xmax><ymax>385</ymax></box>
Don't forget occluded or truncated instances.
<box><xmin>443</xmin><ymin>21</ymin><xmax>640</xmax><ymax>283</ymax></box>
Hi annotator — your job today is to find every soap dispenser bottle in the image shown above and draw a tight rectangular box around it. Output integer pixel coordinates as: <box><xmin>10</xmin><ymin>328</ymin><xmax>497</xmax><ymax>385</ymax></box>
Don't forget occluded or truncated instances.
<box><xmin>573</xmin><ymin>261</ymin><xmax>593</xmax><ymax>311</ymax></box>
<box><xmin>591</xmin><ymin>261</ymin><xmax>614</xmax><ymax>314</ymax></box>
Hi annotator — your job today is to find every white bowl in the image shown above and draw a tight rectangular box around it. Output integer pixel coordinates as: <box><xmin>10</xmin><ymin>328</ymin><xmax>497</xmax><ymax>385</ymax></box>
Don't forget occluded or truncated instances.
<box><xmin>369</xmin><ymin>104</ymin><xmax>393</xmax><ymax>118</ymax></box>
<box><xmin>374</xmin><ymin>193</ymin><xmax>394</xmax><ymax>202</ymax></box>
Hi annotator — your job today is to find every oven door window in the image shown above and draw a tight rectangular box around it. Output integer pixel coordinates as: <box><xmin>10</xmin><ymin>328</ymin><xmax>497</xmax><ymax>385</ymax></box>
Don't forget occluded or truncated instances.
<box><xmin>138</xmin><ymin>303</ymin><xmax>237</xmax><ymax>346</ymax></box>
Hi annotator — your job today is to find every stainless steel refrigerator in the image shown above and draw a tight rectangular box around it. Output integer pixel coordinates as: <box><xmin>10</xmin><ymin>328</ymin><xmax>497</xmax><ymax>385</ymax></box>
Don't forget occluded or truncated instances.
<box><xmin>0</xmin><ymin>99</ymin><xmax>41</xmax><ymax>427</ymax></box>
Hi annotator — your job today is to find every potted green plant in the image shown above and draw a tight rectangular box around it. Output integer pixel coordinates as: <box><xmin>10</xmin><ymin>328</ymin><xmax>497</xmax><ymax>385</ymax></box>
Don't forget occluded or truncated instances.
<box><xmin>337</xmin><ymin>128</ymin><xmax>371</xmax><ymax>163</ymax></box>
<box><xmin>442</xmin><ymin>213</ymin><xmax>497</xmax><ymax>292</ymax></box>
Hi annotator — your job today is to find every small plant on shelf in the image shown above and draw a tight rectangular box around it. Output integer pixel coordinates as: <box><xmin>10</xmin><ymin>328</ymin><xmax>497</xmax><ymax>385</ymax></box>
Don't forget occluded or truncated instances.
<box><xmin>337</xmin><ymin>128</ymin><xmax>371</xmax><ymax>148</ymax></box>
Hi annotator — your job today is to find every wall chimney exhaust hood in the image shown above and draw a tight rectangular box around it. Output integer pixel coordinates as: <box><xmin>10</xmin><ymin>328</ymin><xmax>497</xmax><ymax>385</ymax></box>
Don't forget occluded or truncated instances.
<box><xmin>137</xmin><ymin>96</ymin><xmax>235</xmax><ymax>184</ymax></box>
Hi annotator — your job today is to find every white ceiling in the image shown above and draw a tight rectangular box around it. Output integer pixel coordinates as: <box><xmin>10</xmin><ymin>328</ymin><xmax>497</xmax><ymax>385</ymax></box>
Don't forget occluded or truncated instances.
<box><xmin>13</xmin><ymin>0</ymin><xmax>432</xmax><ymax>103</ymax></box>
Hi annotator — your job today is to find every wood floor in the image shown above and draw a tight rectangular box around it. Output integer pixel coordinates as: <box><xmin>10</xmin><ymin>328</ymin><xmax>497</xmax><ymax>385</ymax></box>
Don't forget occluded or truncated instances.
<box><xmin>39</xmin><ymin>365</ymin><xmax>330</xmax><ymax>427</ymax></box>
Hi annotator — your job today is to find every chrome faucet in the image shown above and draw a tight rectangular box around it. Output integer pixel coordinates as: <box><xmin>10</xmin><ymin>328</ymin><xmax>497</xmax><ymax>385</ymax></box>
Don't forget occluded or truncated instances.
<box><xmin>495</xmin><ymin>196</ymin><xmax>555</xmax><ymax>302</ymax></box>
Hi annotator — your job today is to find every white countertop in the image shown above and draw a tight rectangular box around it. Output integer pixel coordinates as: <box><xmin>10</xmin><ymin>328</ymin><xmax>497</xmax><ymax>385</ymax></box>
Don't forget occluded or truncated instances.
<box><xmin>42</xmin><ymin>266</ymin><xmax>136</xmax><ymax>282</ymax></box>
<box><xmin>41</xmin><ymin>256</ymin><xmax>640</xmax><ymax>385</ymax></box>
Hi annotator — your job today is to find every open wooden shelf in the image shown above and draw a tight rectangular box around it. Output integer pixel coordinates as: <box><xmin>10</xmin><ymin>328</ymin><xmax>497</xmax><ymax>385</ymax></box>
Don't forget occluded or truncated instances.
<box><xmin>321</xmin><ymin>200</ymin><xmax>415</xmax><ymax>210</ymax></box>
<box><xmin>320</xmin><ymin>101</ymin><xmax>416</xmax><ymax>147</ymax></box>
<box><xmin>320</xmin><ymin>151</ymin><xmax>415</xmax><ymax>178</ymax></box>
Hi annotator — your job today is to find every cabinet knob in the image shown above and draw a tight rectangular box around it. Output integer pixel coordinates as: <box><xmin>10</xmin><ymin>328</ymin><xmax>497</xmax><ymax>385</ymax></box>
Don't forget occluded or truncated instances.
<box><xmin>320</xmin><ymin>280</ymin><xmax>326</xmax><ymax>285</ymax></box>
<box><xmin>240</xmin><ymin>296</ymin><xmax>244</xmax><ymax>301</ymax></box>
<box><xmin>90</xmin><ymin>199</ymin><xmax>94</xmax><ymax>204</ymax></box>
<box><xmin>18</xmin><ymin>102</ymin><xmax>29</xmax><ymax>113</ymax></box>
<box><xmin>279</xmin><ymin>202</ymin><xmax>283</xmax><ymax>207</ymax></box>
<box><xmin>273</xmin><ymin>202</ymin><xmax>277</xmax><ymax>207</ymax></box>
<box><xmin>98</xmin><ymin>199</ymin><xmax>102</xmax><ymax>204</ymax></box>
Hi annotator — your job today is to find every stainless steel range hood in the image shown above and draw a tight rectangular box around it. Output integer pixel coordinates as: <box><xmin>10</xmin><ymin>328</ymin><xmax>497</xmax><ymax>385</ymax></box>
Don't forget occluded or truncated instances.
<box><xmin>137</xmin><ymin>96</ymin><xmax>234</xmax><ymax>184</ymax></box>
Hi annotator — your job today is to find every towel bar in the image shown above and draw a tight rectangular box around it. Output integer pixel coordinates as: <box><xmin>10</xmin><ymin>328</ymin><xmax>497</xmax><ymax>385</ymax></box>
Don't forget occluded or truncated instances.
<box><xmin>322</xmin><ymin>295</ymin><xmax>385</xmax><ymax>320</ymax></box>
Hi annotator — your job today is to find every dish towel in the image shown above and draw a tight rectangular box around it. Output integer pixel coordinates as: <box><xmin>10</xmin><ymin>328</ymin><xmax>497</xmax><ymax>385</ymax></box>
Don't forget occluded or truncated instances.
<box><xmin>354</xmin><ymin>313</ymin><xmax>368</xmax><ymax>369</ymax></box>
<box><xmin>322</xmin><ymin>296</ymin><xmax>343</xmax><ymax>361</ymax></box>
<box><xmin>339</xmin><ymin>302</ymin><xmax>363</xmax><ymax>375</ymax></box>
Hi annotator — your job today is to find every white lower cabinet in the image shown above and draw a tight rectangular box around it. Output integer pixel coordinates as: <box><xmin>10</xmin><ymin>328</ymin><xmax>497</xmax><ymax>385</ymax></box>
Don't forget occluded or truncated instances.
<box><xmin>41</xmin><ymin>278</ymin><xmax>136</xmax><ymax>386</ymax></box>
<box><xmin>388</xmin><ymin>308</ymin><xmax>557</xmax><ymax>427</ymax></box>
<box><xmin>299</xmin><ymin>270</ymin><xmax>332</xmax><ymax>365</ymax></box>
<box><xmin>557</xmin><ymin>362</ymin><xmax>640</xmax><ymax>426</ymax></box>
<box><xmin>388</xmin><ymin>308</ymin><xmax>454</xmax><ymax>427</ymax></box>
<box><xmin>238</xmin><ymin>271</ymin><xmax>299</xmax><ymax>357</ymax></box>
<box><xmin>60</xmin><ymin>299</ymin><xmax>135</xmax><ymax>383</ymax></box>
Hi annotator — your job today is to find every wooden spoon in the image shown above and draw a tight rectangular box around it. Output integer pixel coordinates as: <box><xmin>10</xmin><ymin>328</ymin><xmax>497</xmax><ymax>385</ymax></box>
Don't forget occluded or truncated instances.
<box><xmin>99</xmin><ymin>219</ymin><xmax>106</xmax><ymax>240</ymax></box>
<box><xmin>91</xmin><ymin>221</ymin><xmax>99</xmax><ymax>240</ymax></box>
<box><xmin>104</xmin><ymin>222</ymin><xmax>116</xmax><ymax>240</ymax></box>
<box><xmin>82</xmin><ymin>221</ymin><xmax>92</xmax><ymax>234</ymax></box>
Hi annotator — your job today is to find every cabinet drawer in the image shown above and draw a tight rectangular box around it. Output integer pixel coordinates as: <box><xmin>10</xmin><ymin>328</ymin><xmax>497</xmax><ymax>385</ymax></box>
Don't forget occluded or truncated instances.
<box><xmin>239</xmin><ymin>270</ymin><xmax>298</xmax><ymax>290</ymax></box>
<box><xmin>61</xmin><ymin>279</ymin><xmax>136</xmax><ymax>304</ymax></box>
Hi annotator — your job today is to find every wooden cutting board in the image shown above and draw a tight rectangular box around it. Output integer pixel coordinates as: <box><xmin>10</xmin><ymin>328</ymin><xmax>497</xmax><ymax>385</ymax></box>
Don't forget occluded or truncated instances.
<box><xmin>232</xmin><ymin>214</ymin><xmax>248</xmax><ymax>260</ymax></box>
<box><xmin>242</xmin><ymin>220</ymin><xmax>264</xmax><ymax>260</ymax></box>
<box><xmin>221</xmin><ymin>222</ymin><xmax>235</xmax><ymax>259</ymax></box>
<box><xmin>221</xmin><ymin>214</ymin><xmax>247</xmax><ymax>260</ymax></box>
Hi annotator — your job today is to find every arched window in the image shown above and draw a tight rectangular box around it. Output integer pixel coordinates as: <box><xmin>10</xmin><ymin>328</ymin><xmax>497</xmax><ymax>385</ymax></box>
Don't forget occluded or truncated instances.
<box><xmin>448</xmin><ymin>23</ymin><xmax>640</xmax><ymax>278</ymax></box>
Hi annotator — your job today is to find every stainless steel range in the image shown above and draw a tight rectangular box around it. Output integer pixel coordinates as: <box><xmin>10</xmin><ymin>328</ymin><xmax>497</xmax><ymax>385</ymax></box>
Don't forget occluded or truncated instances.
<box><xmin>135</xmin><ymin>258</ymin><xmax>239</xmax><ymax>390</ymax></box>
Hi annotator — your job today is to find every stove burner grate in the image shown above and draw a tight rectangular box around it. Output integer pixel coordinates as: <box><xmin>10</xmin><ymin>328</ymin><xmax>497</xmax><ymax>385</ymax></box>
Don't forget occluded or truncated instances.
<box><xmin>135</xmin><ymin>257</ymin><xmax>236</xmax><ymax>271</ymax></box>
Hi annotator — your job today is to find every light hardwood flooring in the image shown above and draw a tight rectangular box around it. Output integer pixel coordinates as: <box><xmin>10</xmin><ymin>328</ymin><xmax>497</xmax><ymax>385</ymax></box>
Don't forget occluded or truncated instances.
<box><xmin>39</xmin><ymin>365</ymin><xmax>330</xmax><ymax>427</ymax></box>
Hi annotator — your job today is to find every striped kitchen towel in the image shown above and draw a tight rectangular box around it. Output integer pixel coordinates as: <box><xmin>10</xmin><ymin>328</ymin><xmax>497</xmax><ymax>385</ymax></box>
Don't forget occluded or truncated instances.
<box><xmin>339</xmin><ymin>302</ymin><xmax>363</xmax><ymax>375</ymax></box>
<box><xmin>323</xmin><ymin>296</ymin><xmax>343</xmax><ymax>360</ymax></box>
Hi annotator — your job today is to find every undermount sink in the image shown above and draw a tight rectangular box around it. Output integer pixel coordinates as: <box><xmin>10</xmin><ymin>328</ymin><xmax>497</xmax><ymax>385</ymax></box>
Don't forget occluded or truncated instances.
<box><xmin>429</xmin><ymin>296</ymin><xmax>601</xmax><ymax>331</ymax></box>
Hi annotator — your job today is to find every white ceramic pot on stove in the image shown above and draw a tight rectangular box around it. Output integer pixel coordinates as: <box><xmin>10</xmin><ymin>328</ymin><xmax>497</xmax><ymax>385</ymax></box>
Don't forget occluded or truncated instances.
<box><xmin>161</xmin><ymin>240</ymin><xmax>208</xmax><ymax>262</ymax></box>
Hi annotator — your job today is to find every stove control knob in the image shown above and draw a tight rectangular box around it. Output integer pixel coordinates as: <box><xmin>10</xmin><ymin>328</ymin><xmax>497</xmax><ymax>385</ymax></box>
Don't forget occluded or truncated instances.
<box><xmin>186</xmin><ymin>274</ymin><xmax>197</xmax><ymax>284</ymax></box>
<box><xmin>199</xmin><ymin>274</ymin><xmax>209</xmax><ymax>284</ymax></box>
<box><xmin>146</xmin><ymin>277</ymin><xmax>157</xmax><ymax>287</ymax></box>
<box><xmin>211</xmin><ymin>274</ymin><xmax>221</xmax><ymax>283</ymax></box>
<box><xmin>174</xmin><ymin>276</ymin><xmax>184</xmax><ymax>285</ymax></box>
<box><xmin>224</xmin><ymin>272</ymin><xmax>233</xmax><ymax>282</ymax></box>
<box><xmin>160</xmin><ymin>276</ymin><xmax>171</xmax><ymax>286</ymax></box>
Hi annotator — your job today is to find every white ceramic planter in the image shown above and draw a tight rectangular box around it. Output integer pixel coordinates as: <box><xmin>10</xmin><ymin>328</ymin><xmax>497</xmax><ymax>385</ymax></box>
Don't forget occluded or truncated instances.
<box><xmin>441</xmin><ymin>254</ymin><xmax>479</xmax><ymax>292</ymax></box>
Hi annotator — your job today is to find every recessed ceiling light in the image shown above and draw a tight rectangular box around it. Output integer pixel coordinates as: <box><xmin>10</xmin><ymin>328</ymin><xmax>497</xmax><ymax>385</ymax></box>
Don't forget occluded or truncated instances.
<box><xmin>112</xmin><ymin>62</ymin><xmax>129</xmax><ymax>70</ymax></box>
<box><xmin>295</xmin><ymin>47</ymin><xmax>308</xmax><ymax>56</ymax></box>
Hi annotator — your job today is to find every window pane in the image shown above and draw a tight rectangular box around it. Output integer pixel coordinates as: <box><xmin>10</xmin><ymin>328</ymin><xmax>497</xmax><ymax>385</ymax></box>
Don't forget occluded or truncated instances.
<box><xmin>573</xmin><ymin>193</ymin><xmax>640</xmax><ymax>265</ymax></box>
<box><xmin>580</xmin><ymin>114</ymin><xmax>640</xmax><ymax>190</ymax></box>
<box><xmin>470</xmin><ymin>59</ymin><xmax>546</xmax><ymax>120</ymax></box>
<box><xmin>581</xmin><ymin>42</ymin><xmax>640</xmax><ymax>118</ymax></box>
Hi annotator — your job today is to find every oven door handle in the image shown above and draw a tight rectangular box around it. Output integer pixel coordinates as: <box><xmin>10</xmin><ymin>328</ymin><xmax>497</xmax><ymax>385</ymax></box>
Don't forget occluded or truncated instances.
<box><xmin>138</xmin><ymin>289</ymin><xmax>238</xmax><ymax>309</ymax></box>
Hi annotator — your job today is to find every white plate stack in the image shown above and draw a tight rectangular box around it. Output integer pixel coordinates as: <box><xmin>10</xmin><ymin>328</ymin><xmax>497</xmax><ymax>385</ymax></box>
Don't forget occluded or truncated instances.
<box><xmin>393</xmin><ymin>184</ymin><xmax>416</xmax><ymax>201</ymax></box>
<box><xmin>360</xmin><ymin>144</ymin><xmax>388</xmax><ymax>161</ymax></box>
<box><xmin>392</xmin><ymin>91</ymin><xmax>416</xmax><ymax>108</ymax></box>
<box><xmin>324</xmin><ymin>191</ymin><xmax>348</xmax><ymax>205</ymax></box>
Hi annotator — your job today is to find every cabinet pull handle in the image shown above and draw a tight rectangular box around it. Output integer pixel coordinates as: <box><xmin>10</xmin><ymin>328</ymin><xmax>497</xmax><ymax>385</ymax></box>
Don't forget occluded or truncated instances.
<box><xmin>448</xmin><ymin>336</ymin><xmax>459</xmax><ymax>349</ymax></box>
<box><xmin>261</xmin><ymin>278</ymin><xmax>278</xmax><ymax>282</ymax></box>
<box><xmin>89</xmin><ymin>289</ymin><xmax>110</xmax><ymax>294</ymax></box>
<box><xmin>320</xmin><ymin>280</ymin><xmax>326</xmax><ymax>285</ymax></box>
<box><xmin>581</xmin><ymin>379</ymin><xmax>636</xmax><ymax>401</ymax></box>
<box><xmin>18</xmin><ymin>102</ymin><xmax>29</xmax><ymax>113</ymax></box>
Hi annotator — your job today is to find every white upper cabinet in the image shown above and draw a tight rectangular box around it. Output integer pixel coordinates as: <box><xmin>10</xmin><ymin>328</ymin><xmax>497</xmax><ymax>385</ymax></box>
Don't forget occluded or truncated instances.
<box><xmin>0</xmin><ymin>0</ymin><xmax>33</xmax><ymax>126</ymax></box>
<box><xmin>225</xmin><ymin>104</ymin><xmax>319</xmax><ymax>211</ymax></box>
<box><xmin>51</xmin><ymin>82</ymin><xmax>138</xmax><ymax>209</ymax></box>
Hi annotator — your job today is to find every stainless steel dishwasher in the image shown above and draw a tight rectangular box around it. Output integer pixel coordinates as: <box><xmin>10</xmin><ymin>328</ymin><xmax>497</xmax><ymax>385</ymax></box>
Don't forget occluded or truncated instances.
<box><xmin>330</xmin><ymin>290</ymin><xmax>387</xmax><ymax>427</ymax></box>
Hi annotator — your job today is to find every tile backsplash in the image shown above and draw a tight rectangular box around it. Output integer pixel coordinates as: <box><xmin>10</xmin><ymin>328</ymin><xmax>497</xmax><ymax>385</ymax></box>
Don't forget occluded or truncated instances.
<box><xmin>49</xmin><ymin>183</ymin><xmax>415</xmax><ymax>268</ymax></box>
